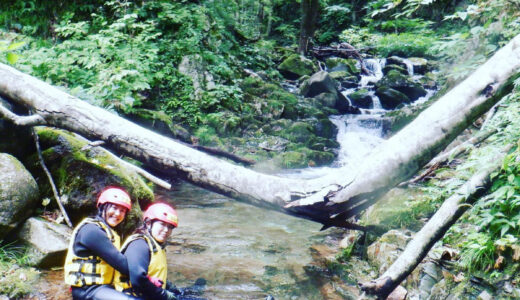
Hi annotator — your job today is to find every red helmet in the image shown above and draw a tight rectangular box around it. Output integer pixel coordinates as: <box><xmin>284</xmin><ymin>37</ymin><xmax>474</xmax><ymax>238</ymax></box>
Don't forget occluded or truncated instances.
<box><xmin>143</xmin><ymin>203</ymin><xmax>178</xmax><ymax>227</ymax></box>
<box><xmin>97</xmin><ymin>186</ymin><xmax>132</xmax><ymax>210</ymax></box>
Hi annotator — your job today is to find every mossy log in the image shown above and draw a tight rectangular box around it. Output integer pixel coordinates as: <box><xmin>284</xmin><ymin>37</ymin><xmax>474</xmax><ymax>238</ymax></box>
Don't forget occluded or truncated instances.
<box><xmin>1</xmin><ymin>34</ymin><xmax>520</xmax><ymax>226</ymax></box>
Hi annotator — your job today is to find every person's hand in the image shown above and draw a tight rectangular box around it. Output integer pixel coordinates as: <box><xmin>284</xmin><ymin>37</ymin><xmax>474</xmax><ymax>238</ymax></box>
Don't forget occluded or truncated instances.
<box><xmin>165</xmin><ymin>290</ymin><xmax>178</xmax><ymax>300</ymax></box>
<box><xmin>147</xmin><ymin>275</ymin><xmax>163</xmax><ymax>287</ymax></box>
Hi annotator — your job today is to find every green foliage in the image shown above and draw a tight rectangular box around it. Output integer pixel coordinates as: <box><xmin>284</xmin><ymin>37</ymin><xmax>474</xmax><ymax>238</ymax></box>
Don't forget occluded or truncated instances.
<box><xmin>0</xmin><ymin>242</ymin><xmax>38</xmax><ymax>298</ymax></box>
<box><xmin>0</xmin><ymin>38</ymin><xmax>25</xmax><ymax>64</ymax></box>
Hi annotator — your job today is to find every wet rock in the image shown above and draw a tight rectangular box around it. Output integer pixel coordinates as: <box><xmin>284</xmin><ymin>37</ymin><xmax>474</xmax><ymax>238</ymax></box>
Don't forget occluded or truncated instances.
<box><xmin>376</xmin><ymin>70</ymin><xmax>427</xmax><ymax>101</ymax></box>
<box><xmin>300</xmin><ymin>71</ymin><xmax>357</xmax><ymax>114</ymax></box>
<box><xmin>347</xmin><ymin>88</ymin><xmax>373</xmax><ymax>109</ymax></box>
<box><xmin>258</xmin><ymin>136</ymin><xmax>289</xmax><ymax>152</ymax></box>
<box><xmin>375</xmin><ymin>86</ymin><xmax>410</xmax><ymax>110</ymax></box>
<box><xmin>325</xmin><ymin>57</ymin><xmax>360</xmax><ymax>75</ymax></box>
<box><xmin>366</xmin><ymin>229</ymin><xmax>413</xmax><ymax>274</ymax></box>
<box><xmin>16</xmin><ymin>217</ymin><xmax>71</xmax><ymax>268</ymax></box>
<box><xmin>383</xmin><ymin>64</ymin><xmax>407</xmax><ymax>75</ymax></box>
<box><xmin>329</xmin><ymin>70</ymin><xmax>350</xmax><ymax>81</ymax></box>
<box><xmin>300</xmin><ymin>71</ymin><xmax>340</xmax><ymax>97</ymax></box>
<box><xmin>418</xmin><ymin>72</ymin><xmax>438</xmax><ymax>90</ymax></box>
<box><xmin>28</xmin><ymin>127</ymin><xmax>153</xmax><ymax>232</ymax></box>
<box><xmin>0</xmin><ymin>153</ymin><xmax>39</xmax><ymax>239</ymax></box>
<box><xmin>278</xmin><ymin>54</ymin><xmax>317</xmax><ymax>80</ymax></box>
<box><xmin>178</xmin><ymin>54</ymin><xmax>216</xmax><ymax>99</ymax></box>
<box><xmin>387</xmin><ymin>285</ymin><xmax>407</xmax><ymax>300</ymax></box>
<box><xmin>477</xmin><ymin>290</ymin><xmax>492</xmax><ymax>300</ymax></box>
<box><xmin>386</xmin><ymin>56</ymin><xmax>410</xmax><ymax>71</ymax></box>
<box><xmin>418</xmin><ymin>262</ymin><xmax>441</xmax><ymax>299</ymax></box>
<box><xmin>408</xmin><ymin>57</ymin><xmax>429</xmax><ymax>74</ymax></box>
<box><xmin>314</xmin><ymin>92</ymin><xmax>337</xmax><ymax>108</ymax></box>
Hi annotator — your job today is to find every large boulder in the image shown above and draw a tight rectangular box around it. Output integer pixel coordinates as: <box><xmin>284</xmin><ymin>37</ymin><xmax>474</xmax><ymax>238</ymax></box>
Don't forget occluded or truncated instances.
<box><xmin>325</xmin><ymin>57</ymin><xmax>360</xmax><ymax>76</ymax></box>
<box><xmin>347</xmin><ymin>88</ymin><xmax>373</xmax><ymax>109</ymax></box>
<box><xmin>27</xmin><ymin>127</ymin><xmax>154</xmax><ymax>232</ymax></box>
<box><xmin>408</xmin><ymin>57</ymin><xmax>429</xmax><ymax>75</ymax></box>
<box><xmin>300</xmin><ymin>71</ymin><xmax>357</xmax><ymax>114</ymax></box>
<box><xmin>367</xmin><ymin>229</ymin><xmax>414</xmax><ymax>274</ymax></box>
<box><xmin>375</xmin><ymin>86</ymin><xmax>410</xmax><ymax>110</ymax></box>
<box><xmin>376</xmin><ymin>70</ymin><xmax>427</xmax><ymax>101</ymax></box>
<box><xmin>16</xmin><ymin>217</ymin><xmax>71</xmax><ymax>268</ymax></box>
<box><xmin>0</xmin><ymin>153</ymin><xmax>39</xmax><ymax>239</ymax></box>
<box><xmin>278</xmin><ymin>54</ymin><xmax>317</xmax><ymax>80</ymax></box>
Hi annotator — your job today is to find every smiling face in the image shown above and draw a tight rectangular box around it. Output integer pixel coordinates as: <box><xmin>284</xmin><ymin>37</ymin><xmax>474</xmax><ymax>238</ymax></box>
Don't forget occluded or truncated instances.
<box><xmin>150</xmin><ymin>220</ymin><xmax>174</xmax><ymax>243</ymax></box>
<box><xmin>104</xmin><ymin>203</ymin><xmax>128</xmax><ymax>227</ymax></box>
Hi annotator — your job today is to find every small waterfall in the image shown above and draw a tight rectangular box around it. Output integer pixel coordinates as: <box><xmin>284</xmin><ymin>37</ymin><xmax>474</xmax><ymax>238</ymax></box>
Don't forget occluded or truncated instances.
<box><xmin>359</xmin><ymin>58</ymin><xmax>386</xmax><ymax>87</ymax></box>
<box><xmin>401</xmin><ymin>58</ymin><xmax>414</xmax><ymax>76</ymax></box>
<box><xmin>329</xmin><ymin>114</ymin><xmax>385</xmax><ymax>167</ymax></box>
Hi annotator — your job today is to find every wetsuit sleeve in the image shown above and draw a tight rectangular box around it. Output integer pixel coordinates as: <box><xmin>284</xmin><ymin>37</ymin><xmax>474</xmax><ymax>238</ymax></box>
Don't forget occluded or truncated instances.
<box><xmin>74</xmin><ymin>223</ymin><xmax>129</xmax><ymax>276</ymax></box>
<box><xmin>125</xmin><ymin>239</ymin><xmax>170</xmax><ymax>300</ymax></box>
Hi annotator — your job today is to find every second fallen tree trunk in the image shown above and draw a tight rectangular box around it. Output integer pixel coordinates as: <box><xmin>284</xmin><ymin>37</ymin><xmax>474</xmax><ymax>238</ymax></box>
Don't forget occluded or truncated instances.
<box><xmin>359</xmin><ymin>145</ymin><xmax>512</xmax><ymax>299</ymax></box>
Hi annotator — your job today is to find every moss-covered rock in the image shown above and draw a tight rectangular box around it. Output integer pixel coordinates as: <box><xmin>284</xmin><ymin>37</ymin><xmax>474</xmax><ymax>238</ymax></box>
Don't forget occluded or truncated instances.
<box><xmin>0</xmin><ymin>153</ymin><xmax>39</xmax><ymax>239</ymax></box>
<box><xmin>408</xmin><ymin>57</ymin><xmax>429</xmax><ymax>74</ymax></box>
<box><xmin>383</xmin><ymin>102</ymin><xmax>428</xmax><ymax>135</ymax></box>
<box><xmin>28</xmin><ymin>127</ymin><xmax>154</xmax><ymax>229</ymax></box>
<box><xmin>382</xmin><ymin>64</ymin><xmax>408</xmax><ymax>75</ymax></box>
<box><xmin>376</xmin><ymin>70</ymin><xmax>427</xmax><ymax>101</ymax></box>
<box><xmin>347</xmin><ymin>88</ymin><xmax>373</xmax><ymax>109</ymax></box>
<box><xmin>278</xmin><ymin>54</ymin><xmax>318</xmax><ymax>80</ymax></box>
<box><xmin>325</xmin><ymin>57</ymin><xmax>360</xmax><ymax>75</ymax></box>
<box><xmin>375</xmin><ymin>86</ymin><xmax>410</xmax><ymax>110</ymax></box>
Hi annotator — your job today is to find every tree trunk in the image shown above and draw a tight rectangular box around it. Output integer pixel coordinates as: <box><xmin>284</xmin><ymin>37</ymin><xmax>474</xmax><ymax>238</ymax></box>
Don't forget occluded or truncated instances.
<box><xmin>1</xmin><ymin>34</ymin><xmax>520</xmax><ymax>226</ymax></box>
<box><xmin>359</xmin><ymin>146</ymin><xmax>511</xmax><ymax>299</ymax></box>
<box><xmin>298</xmin><ymin>0</ymin><xmax>320</xmax><ymax>55</ymax></box>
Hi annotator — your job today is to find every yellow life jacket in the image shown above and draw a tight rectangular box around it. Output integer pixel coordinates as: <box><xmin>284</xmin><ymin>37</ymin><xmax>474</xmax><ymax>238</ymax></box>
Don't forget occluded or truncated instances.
<box><xmin>114</xmin><ymin>233</ymin><xmax>167</xmax><ymax>294</ymax></box>
<box><xmin>64</xmin><ymin>217</ymin><xmax>121</xmax><ymax>287</ymax></box>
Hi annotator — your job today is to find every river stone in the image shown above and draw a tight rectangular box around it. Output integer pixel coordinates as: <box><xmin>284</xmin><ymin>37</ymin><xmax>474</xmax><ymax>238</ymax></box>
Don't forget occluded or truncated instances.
<box><xmin>314</xmin><ymin>92</ymin><xmax>337</xmax><ymax>108</ymax></box>
<box><xmin>408</xmin><ymin>57</ymin><xmax>429</xmax><ymax>74</ymax></box>
<box><xmin>366</xmin><ymin>229</ymin><xmax>413</xmax><ymax>274</ymax></box>
<box><xmin>375</xmin><ymin>86</ymin><xmax>410</xmax><ymax>110</ymax></box>
<box><xmin>388</xmin><ymin>285</ymin><xmax>407</xmax><ymax>300</ymax></box>
<box><xmin>300</xmin><ymin>71</ymin><xmax>339</xmax><ymax>98</ymax></box>
<box><xmin>386</xmin><ymin>56</ymin><xmax>409</xmax><ymax>71</ymax></box>
<box><xmin>325</xmin><ymin>57</ymin><xmax>359</xmax><ymax>75</ymax></box>
<box><xmin>383</xmin><ymin>64</ymin><xmax>408</xmax><ymax>75</ymax></box>
<box><xmin>0</xmin><ymin>153</ymin><xmax>39</xmax><ymax>239</ymax></box>
<box><xmin>376</xmin><ymin>70</ymin><xmax>427</xmax><ymax>101</ymax></box>
<box><xmin>347</xmin><ymin>88</ymin><xmax>373</xmax><ymax>109</ymax></box>
<box><xmin>178</xmin><ymin>54</ymin><xmax>216</xmax><ymax>99</ymax></box>
<box><xmin>16</xmin><ymin>217</ymin><xmax>71</xmax><ymax>268</ymax></box>
<box><xmin>418</xmin><ymin>261</ymin><xmax>441</xmax><ymax>299</ymax></box>
<box><xmin>29</xmin><ymin>127</ymin><xmax>153</xmax><ymax>233</ymax></box>
<box><xmin>278</xmin><ymin>54</ymin><xmax>317</xmax><ymax>80</ymax></box>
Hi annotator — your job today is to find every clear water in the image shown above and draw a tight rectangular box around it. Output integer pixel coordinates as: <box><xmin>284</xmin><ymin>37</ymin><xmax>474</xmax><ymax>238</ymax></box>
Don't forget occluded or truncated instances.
<box><xmin>161</xmin><ymin>184</ymin><xmax>337</xmax><ymax>300</ymax></box>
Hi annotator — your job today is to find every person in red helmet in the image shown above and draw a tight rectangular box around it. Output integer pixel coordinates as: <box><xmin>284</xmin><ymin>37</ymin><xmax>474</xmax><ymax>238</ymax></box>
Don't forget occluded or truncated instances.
<box><xmin>114</xmin><ymin>202</ymin><xmax>187</xmax><ymax>300</ymax></box>
<box><xmin>64</xmin><ymin>186</ymin><xmax>142</xmax><ymax>300</ymax></box>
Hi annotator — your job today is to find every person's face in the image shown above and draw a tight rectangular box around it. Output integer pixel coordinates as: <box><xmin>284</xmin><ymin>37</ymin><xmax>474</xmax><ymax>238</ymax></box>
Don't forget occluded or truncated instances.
<box><xmin>104</xmin><ymin>204</ymin><xmax>128</xmax><ymax>227</ymax></box>
<box><xmin>150</xmin><ymin>220</ymin><xmax>175</xmax><ymax>243</ymax></box>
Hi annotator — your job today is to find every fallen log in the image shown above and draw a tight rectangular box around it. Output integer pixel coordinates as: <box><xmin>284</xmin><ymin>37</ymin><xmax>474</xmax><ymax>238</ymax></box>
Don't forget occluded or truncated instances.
<box><xmin>1</xmin><ymin>34</ymin><xmax>520</xmax><ymax>226</ymax></box>
<box><xmin>359</xmin><ymin>145</ymin><xmax>512</xmax><ymax>299</ymax></box>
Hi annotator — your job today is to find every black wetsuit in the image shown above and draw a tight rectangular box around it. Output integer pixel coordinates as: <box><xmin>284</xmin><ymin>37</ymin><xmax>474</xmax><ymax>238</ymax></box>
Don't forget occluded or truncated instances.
<box><xmin>70</xmin><ymin>217</ymin><xmax>142</xmax><ymax>300</ymax></box>
<box><xmin>124</xmin><ymin>238</ymin><xmax>173</xmax><ymax>300</ymax></box>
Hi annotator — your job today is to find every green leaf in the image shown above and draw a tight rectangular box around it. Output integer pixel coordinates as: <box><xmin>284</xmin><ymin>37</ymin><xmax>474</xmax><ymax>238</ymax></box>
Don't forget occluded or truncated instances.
<box><xmin>6</xmin><ymin>53</ymin><xmax>19</xmax><ymax>64</ymax></box>
<box><xmin>7</xmin><ymin>41</ymin><xmax>25</xmax><ymax>51</ymax></box>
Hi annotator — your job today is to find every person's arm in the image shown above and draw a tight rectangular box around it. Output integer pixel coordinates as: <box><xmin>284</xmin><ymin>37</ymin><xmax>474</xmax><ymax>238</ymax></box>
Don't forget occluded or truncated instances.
<box><xmin>125</xmin><ymin>239</ymin><xmax>175</xmax><ymax>300</ymax></box>
<box><xmin>74</xmin><ymin>223</ymin><xmax>129</xmax><ymax>276</ymax></box>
